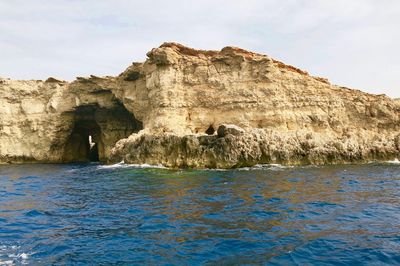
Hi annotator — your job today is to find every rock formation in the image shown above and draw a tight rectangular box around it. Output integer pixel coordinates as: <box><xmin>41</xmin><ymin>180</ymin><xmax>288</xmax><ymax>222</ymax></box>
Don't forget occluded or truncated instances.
<box><xmin>1</xmin><ymin>42</ymin><xmax>399</xmax><ymax>168</ymax></box>
<box><xmin>0</xmin><ymin>77</ymin><xmax>142</xmax><ymax>163</ymax></box>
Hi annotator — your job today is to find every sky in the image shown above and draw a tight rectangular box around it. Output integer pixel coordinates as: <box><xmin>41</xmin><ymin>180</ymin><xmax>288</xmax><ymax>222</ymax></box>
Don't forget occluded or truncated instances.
<box><xmin>0</xmin><ymin>0</ymin><xmax>399</xmax><ymax>98</ymax></box>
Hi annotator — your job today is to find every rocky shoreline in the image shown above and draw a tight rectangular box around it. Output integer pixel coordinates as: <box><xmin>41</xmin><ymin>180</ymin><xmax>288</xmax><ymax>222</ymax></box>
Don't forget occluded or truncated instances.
<box><xmin>1</xmin><ymin>43</ymin><xmax>399</xmax><ymax>168</ymax></box>
<box><xmin>109</xmin><ymin>124</ymin><xmax>400</xmax><ymax>168</ymax></box>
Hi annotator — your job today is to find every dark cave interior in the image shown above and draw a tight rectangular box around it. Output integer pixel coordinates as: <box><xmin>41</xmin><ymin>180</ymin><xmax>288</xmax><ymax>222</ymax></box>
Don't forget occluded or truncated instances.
<box><xmin>62</xmin><ymin>103</ymin><xmax>142</xmax><ymax>163</ymax></box>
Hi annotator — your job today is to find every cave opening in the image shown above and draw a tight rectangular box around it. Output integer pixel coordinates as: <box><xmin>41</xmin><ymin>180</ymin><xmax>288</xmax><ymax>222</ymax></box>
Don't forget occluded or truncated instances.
<box><xmin>63</xmin><ymin>118</ymin><xmax>102</xmax><ymax>163</ymax></box>
<box><xmin>62</xmin><ymin>103</ymin><xmax>142</xmax><ymax>163</ymax></box>
<box><xmin>205</xmin><ymin>124</ymin><xmax>215</xmax><ymax>135</ymax></box>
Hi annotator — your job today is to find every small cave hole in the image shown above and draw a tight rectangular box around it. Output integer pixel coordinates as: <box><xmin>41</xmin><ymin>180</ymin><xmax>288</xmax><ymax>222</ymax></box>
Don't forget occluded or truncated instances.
<box><xmin>205</xmin><ymin>124</ymin><xmax>215</xmax><ymax>135</ymax></box>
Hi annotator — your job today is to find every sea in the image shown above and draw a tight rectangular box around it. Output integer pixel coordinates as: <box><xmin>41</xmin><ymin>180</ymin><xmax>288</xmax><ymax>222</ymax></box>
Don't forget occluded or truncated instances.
<box><xmin>1</xmin><ymin>162</ymin><xmax>400</xmax><ymax>265</ymax></box>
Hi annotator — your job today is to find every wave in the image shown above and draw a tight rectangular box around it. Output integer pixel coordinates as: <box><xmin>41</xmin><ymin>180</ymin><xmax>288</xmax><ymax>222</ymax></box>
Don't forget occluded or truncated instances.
<box><xmin>0</xmin><ymin>259</ymin><xmax>13</xmax><ymax>266</ymax></box>
<box><xmin>95</xmin><ymin>160</ymin><xmax>400</xmax><ymax>172</ymax></box>
<box><xmin>191</xmin><ymin>163</ymin><xmax>307</xmax><ymax>171</ymax></box>
<box><xmin>0</xmin><ymin>245</ymin><xmax>30</xmax><ymax>265</ymax></box>
<box><xmin>237</xmin><ymin>164</ymin><xmax>294</xmax><ymax>171</ymax></box>
<box><xmin>96</xmin><ymin>161</ymin><xmax>167</xmax><ymax>170</ymax></box>
<box><xmin>8</xmin><ymin>253</ymin><xmax>29</xmax><ymax>260</ymax></box>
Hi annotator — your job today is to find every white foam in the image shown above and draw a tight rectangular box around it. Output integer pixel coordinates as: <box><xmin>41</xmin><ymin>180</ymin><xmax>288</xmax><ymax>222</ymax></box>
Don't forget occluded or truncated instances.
<box><xmin>19</xmin><ymin>253</ymin><xmax>28</xmax><ymax>260</ymax></box>
<box><xmin>202</xmin><ymin>163</ymin><xmax>295</xmax><ymax>171</ymax></box>
<box><xmin>0</xmin><ymin>245</ymin><xmax>30</xmax><ymax>265</ymax></box>
<box><xmin>387</xmin><ymin>158</ymin><xmax>400</xmax><ymax>164</ymax></box>
<box><xmin>96</xmin><ymin>161</ymin><xmax>128</xmax><ymax>169</ymax></box>
<box><xmin>97</xmin><ymin>161</ymin><xmax>166</xmax><ymax>170</ymax></box>
<box><xmin>0</xmin><ymin>245</ymin><xmax>17</xmax><ymax>251</ymax></box>
<box><xmin>0</xmin><ymin>260</ymin><xmax>14</xmax><ymax>265</ymax></box>
<box><xmin>127</xmin><ymin>163</ymin><xmax>167</xmax><ymax>169</ymax></box>
<box><xmin>203</xmin><ymin>168</ymin><xmax>228</xmax><ymax>172</ymax></box>
<box><xmin>8</xmin><ymin>253</ymin><xmax>28</xmax><ymax>259</ymax></box>
<box><xmin>237</xmin><ymin>164</ymin><xmax>294</xmax><ymax>171</ymax></box>
<box><xmin>266</xmin><ymin>164</ymin><xmax>294</xmax><ymax>170</ymax></box>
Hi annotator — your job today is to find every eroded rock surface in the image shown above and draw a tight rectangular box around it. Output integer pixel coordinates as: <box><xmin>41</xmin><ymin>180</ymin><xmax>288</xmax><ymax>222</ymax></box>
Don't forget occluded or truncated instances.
<box><xmin>0</xmin><ymin>76</ymin><xmax>142</xmax><ymax>163</ymax></box>
<box><xmin>1</xmin><ymin>43</ymin><xmax>399</xmax><ymax>167</ymax></box>
<box><xmin>110</xmin><ymin>126</ymin><xmax>400</xmax><ymax>168</ymax></box>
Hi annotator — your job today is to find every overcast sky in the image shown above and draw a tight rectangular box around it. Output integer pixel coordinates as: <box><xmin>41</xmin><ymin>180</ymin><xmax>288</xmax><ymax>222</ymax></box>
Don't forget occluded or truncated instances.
<box><xmin>0</xmin><ymin>0</ymin><xmax>399</xmax><ymax>98</ymax></box>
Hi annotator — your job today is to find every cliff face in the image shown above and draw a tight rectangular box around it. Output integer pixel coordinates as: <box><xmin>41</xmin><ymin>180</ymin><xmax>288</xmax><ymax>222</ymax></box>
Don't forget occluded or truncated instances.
<box><xmin>0</xmin><ymin>77</ymin><xmax>142</xmax><ymax>163</ymax></box>
<box><xmin>1</xmin><ymin>43</ymin><xmax>399</xmax><ymax>167</ymax></box>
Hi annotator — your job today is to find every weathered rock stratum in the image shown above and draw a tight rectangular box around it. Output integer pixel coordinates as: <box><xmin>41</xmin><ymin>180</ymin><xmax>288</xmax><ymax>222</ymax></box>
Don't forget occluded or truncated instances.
<box><xmin>1</xmin><ymin>43</ymin><xmax>399</xmax><ymax>168</ymax></box>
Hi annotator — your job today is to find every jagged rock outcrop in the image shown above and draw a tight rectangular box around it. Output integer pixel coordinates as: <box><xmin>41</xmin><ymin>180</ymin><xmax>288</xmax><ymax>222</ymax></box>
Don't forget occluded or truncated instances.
<box><xmin>109</xmin><ymin>125</ymin><xmax>400</xmax><ymax>168</ymax></box>
<box><xmin>1</xmin><ymin>42</ymin><xmax>399</xmax><ymax>167</ymax></box>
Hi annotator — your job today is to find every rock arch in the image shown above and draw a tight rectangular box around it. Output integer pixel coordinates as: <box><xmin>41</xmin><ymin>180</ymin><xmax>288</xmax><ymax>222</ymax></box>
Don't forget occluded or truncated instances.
<box><xmin>62</xmin><ymin>102</ymin><xmax>142</xmax><ymax>162</ymax></box>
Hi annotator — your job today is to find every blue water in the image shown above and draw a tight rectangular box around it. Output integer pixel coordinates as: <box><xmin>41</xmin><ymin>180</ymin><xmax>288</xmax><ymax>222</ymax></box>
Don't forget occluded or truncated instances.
<box><xmin>1</xmin><ymin>163</ymin><xmax>400</xmax><ymax>265</ymax></box>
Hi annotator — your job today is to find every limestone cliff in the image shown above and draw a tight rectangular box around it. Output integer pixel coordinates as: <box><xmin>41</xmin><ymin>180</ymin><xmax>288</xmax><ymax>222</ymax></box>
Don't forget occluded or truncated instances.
<box><xmin>0</xmin><ymin>76</ymin><xmax>142</xmax><ymax>163</ymax></box>
<box><xmin>1</xmin><ymin>43</ymin><xmax>399</xmax><ymax>167</ymax></box>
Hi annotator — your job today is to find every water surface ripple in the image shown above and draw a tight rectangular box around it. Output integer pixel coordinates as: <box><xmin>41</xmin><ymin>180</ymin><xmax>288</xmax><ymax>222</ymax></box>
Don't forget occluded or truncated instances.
<box><xmin>1</xmin><ymin>163</ymin><xmax>400</xmax><ymax>265</ymax></box>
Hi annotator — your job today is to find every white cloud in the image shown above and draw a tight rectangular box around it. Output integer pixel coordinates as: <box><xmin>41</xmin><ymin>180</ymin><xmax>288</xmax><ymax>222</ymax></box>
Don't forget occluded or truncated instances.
<box><xmin>0</xmin><ymin>0</ymin><xmax>399</xmax><ymax>97</ymax></box>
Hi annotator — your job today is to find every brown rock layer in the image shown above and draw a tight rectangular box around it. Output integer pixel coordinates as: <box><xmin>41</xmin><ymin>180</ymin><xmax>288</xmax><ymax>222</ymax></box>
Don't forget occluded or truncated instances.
<box><xmin>1</xmin><ymin>43</ymin><xmax>399</xmax><ymax>167</ymax></box>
